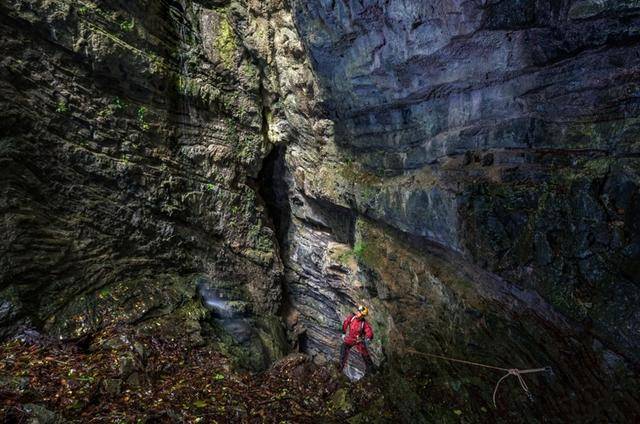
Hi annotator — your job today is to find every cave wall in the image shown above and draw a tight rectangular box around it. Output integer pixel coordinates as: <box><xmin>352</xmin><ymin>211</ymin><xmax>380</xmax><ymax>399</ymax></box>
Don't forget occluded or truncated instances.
<box><xmin>269</xmin><ymin>0</ymin><xmax>640</xmax><ymax>421</ymax></box>
<box><xmin>0</xmin><ymin>0</ymin><xmax>297</xmax><ymax>366</ymax></box>
<box><xmin>1</xmin><ymin>0</ymin><xmax>640</xmax><ymax>421</ymax></box>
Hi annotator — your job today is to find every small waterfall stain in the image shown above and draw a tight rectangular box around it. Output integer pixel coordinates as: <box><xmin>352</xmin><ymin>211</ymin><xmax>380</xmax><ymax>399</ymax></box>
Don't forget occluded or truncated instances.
<box><xmin>197</xmin><ymin>281</ymin><xmax>253</xmax><ymax>345</ymax></box>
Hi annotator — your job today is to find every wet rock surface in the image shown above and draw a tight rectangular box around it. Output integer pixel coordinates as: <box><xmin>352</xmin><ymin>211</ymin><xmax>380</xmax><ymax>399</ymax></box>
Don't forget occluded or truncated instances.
<box><xmin>197</xmin><ymin>275</ymin><xmax>287</xmax><ymax>370</ymax></box>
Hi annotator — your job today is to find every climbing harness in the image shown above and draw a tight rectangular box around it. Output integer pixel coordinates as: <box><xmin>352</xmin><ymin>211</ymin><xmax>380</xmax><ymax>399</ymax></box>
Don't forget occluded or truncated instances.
<box><xmin>405</xmin><ymin>348</ymin><xmax>552</xmax><ymax>408</ymax></box>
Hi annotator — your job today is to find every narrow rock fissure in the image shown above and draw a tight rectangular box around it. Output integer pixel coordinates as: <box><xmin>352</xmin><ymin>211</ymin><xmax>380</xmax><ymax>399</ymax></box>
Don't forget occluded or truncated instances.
<box><xmin>256</xmin><ymin>143</ymin><xmax>366</xmax><ymax>361</ymax></box>
<box><xmin>256</xmin><ymin>145</ymin><xmax>291</xmax><ymax>249</ymax></box>
<box><xmin>254</xmin><ymin>145</ymin><xmax>307</xmax><ymax>353</ymax></box>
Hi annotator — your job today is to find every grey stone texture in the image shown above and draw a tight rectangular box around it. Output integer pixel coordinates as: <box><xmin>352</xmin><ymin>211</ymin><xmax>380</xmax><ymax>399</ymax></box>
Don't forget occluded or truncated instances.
<box><xmin>1</xmin><ymin>0</ymin><xmax>639</xmax><ymax>421</ymax></box>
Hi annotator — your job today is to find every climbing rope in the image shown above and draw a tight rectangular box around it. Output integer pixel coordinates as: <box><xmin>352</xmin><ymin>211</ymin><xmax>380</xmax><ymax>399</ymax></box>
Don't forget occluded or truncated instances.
<box><xmin>405</xmin><ymin>348</ymin><xmax>552</xmax><ymax>407</ymax></box>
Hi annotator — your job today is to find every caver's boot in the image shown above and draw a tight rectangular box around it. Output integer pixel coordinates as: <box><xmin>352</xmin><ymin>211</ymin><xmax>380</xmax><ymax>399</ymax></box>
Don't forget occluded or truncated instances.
<box><xmin>363</xmin><ymin>354</ymin><xmax>376</xmax><ymax>375</ymax></box>
<box><xmin>339</xmin><ymin>343</ymin><xmax>349</xmax><ymax>370</ymax></box>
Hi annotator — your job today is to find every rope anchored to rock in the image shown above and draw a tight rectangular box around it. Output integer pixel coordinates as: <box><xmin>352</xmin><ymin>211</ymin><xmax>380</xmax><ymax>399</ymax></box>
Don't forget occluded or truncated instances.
<box><xmin>405</xmin><ymin>348</ymin><xmax>552</xmax><ymax>407</ymax></box>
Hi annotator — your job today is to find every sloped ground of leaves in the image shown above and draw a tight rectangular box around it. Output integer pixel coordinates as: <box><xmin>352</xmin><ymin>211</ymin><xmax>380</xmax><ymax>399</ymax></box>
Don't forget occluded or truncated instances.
<box><xmin>0</xmin><ymin>326</ymin><xmax>395</xmax><ymax>423</ymax></box>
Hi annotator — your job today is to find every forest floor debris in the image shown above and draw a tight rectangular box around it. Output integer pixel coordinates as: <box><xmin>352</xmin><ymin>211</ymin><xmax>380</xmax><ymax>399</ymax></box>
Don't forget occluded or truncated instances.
<box><xmin>0</xmin><ymin>325</ymin><xmax>396</xmax><ymax>423</ymax></box>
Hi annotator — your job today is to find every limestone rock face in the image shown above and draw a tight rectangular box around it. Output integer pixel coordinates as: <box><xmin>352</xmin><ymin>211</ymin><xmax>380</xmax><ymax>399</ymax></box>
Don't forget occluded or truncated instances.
<box><xmin>1</xmin><ymin>0</ymin><xmax>640</xmax><ymax>421</ymax></box>
<box><xmin>0</xmin><ymin>0</ymin><xmax>286</xmax><ymax>364</ymax></box>
<box><xmin>260</xmin><ymin>0</ymin><xmax>640</xmax><ymax>421</ymax></box>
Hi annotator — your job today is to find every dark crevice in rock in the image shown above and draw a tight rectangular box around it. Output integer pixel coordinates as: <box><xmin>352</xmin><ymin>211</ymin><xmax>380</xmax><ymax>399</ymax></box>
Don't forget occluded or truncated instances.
<box><xmin>256</xmin><ymin>145</ymin><xmax>360</xmax><ymax>357</ymax></box>
<box><xmin>299</xmin><ymin>195</ymin><xmax>357</xmax><ymax>246</ymax></box>
<box><xmin>254</xmin><ymin>144</ymin><xmax>300</xmax><ymax>353</ymax></box>
<box><xmin>257</xmin><ymin>145</ymin><xmax>291</xmax><ymax>248</ymax></box>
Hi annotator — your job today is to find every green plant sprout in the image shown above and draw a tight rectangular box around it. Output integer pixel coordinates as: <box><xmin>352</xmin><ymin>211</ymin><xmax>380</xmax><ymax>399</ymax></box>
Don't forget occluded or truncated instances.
<box><xmin>113</xmin><ymin>97</ymin><xmax>125</xmax><ymax>111</ymax></box>
<box><xmin>56</xmin><ymin>99</ymin><xmax>68</xmax><ymax>113</ymax></box>
<box><xmin>137</xmin><ymin>106</ymin><xmax>150</xmax><ymax>131</ymax></box>
<box><xmin>353</xmin><ymin>240</ymin><xmax>366</xmax><ymax>260</ymax></box>
<box><xmin>120</xmin><ymin>18</ymin><xmax>135</xmax><ymax>32</ymax></box>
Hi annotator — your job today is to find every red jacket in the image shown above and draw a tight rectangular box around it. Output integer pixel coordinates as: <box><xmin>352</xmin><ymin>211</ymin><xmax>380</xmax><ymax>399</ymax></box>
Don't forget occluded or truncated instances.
<box><xmin>342</xmin><ymin>314</ymin><xmax>373</xmax><ymax>345</ymax></box>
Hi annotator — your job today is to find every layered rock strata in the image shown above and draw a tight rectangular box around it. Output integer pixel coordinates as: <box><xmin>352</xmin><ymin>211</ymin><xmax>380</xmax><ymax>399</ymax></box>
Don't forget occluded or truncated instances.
<box><xmin>0</xmin><ymin>0</ymin><xmax>289</xmax><ymax>366</ymax></box>
<box><xmin>261</xmin><ymin>0</ymin><xmax>640</xmax><ymax>421</ymax></box>
<box><xmin>1</xmin><ymin>0</ymin><xmax>639</xmax><ymax>421</ymax></box>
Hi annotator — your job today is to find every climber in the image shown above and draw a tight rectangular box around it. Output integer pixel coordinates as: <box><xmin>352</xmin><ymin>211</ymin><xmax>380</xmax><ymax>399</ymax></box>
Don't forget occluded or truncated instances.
<box><xmin>339</xmin><ymin>304</ymin><xmax>375</xmax><ymax>374</ymax></box>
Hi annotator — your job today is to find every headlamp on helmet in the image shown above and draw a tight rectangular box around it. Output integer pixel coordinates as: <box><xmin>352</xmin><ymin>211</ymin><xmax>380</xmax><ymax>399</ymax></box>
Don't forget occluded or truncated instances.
<box><xmin>357</xmin><ymin>305</ymin><xmax>369</xmax><ymax>316</ymax></box>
